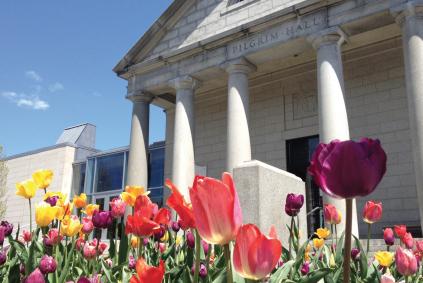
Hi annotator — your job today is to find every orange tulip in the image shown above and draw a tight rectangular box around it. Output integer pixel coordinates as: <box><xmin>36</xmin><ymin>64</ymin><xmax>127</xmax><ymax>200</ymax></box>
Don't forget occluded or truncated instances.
<box><xmin>165</xmin><ymin>179</ymin><xmax>195</xmax><ymax>230</ymax></box>
<box><xmin>363</xmin><ymin>200</ymin><xmax>382</xmax><ymax>224</ymax></box>
<box><xmin>189</xmin><ymin>173</ymin><xmax>242</xmax><ymax>245</ymax></box>
<box><xmin>233</xmin><ymin>224</ymin><xmax>282</xmax><ymax>280</ymax></box>
<box><xmin>130</xmin><ymin>258</ymin><xmax>165</xmax><ymax>283</ymax></box>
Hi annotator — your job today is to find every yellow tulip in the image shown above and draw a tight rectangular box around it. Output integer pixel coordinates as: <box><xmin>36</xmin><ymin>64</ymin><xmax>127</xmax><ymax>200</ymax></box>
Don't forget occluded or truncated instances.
<box><xmin>330</xmin><ymin>254</ymin><xmax>336</xmax><ymax>268</ymax></box>
<box><xmin>35</xmin><ymin>203</ymin><xmax>58</xmax><ymax>227</ymax></box>
<box><xmin>176</xmin><ymin>236</ymin><xmax>182</xmax><ymax>246</ymax></box>
<box><xmin>304</xmin><ymin>243</ymin><xmax>311</xmax><ymax>261</ymax></box>
<box><xmin>73</xmin><ymin>193</ymin><xmax>87</xmax><ymax>209</ymax></box>
<box><xmin>313</xmin><ymin>237</ymin><xmax>325</xmax><ymax>249</ymax></box>
<box><xmin>121</xmin><ymin>186</ymin><xmax>149</xmax><ymax>207</ymax></box>
<box><xmin>375</xmin><ymin>251</ymin><xmax>394</xmax><ymax>267</ymax></box>
<box><xmin>16</xmin><ymin>179</ymin><xmax>37</xmax><ymax>199</ymax></box>
<box><xmin>160</xmin><ymin>231</ymin><xmax>169</xmax><ymax>242</ymax></box>
<box><xmin>83</xmin><ymin>204</ymin><xmax>100</xmax><ymax>216</ymax></box>
<box><xmin>61</xmin><ymin>215</ymin><xmax>82</xmax><ymax>237</ymax></box>
<box><xmin>131</xmin><ymin>237</ymin><xmax>139</xmax><ymax>248</ymax></box>
<box><xmin>32</xmin><ymin>169</ymin><xmax>53</xmax><ymax>189</ymax></box>
<box><xmin>56</xmin><ymin>198</ymin><xmax>74</xmax><ymax>220</ymax></box>
<box><xmin>315</xmin><ymin>228</ymin><xmax>331</xmax><ymax>239</ymax></box>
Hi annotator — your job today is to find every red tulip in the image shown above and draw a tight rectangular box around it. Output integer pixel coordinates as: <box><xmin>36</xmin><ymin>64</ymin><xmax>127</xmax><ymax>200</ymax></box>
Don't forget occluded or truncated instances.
<box><xmin>362</xmin><ymin>201</ymin><xmax>383</xmax><ymax>224</ymax></box>
<box><xmin>22</xmin><ymin>230</ymin><xmax>32</xmax><ymax>243</ymax></box>
<box><xmin>130</xmin><ymin>258</ymin><xmax>165</xmax><ymax>283</ymax></box>
<box><xmin>190</xmin><ymin>173</ymin><xmax>242</xmax><ymax>245</ymax></box>
<box><xmin>308</xmin><ymin>138</ymin><xmax>387</xmax><ymax>199</ymax></box>
<box><xmin>394</xmin><ymin>225</ymin><xmax>407</xmax><ymax>238</ymax></box>
<box><xmin>402</xmin><ymin>232</ymin><xmax>414</xmax><ymax>249</ymax></box>
<box><xmin>126</xmin><ymin>195</ymin><xmax>161</xmax><ymax>237</ymax></box>
<box><xmin>165</xmin><ymin>179</ymin><xmax>195</xmax><ymax>230</ymax></box>
<box><xmin>153</xmin><ymin>208</ymin><xmax>171</xmax><ymax>226</ymax></box>
<box><xmin>233</xmin><ymin>224</ymin><xmax>282</xmax><ymax>280</ymax></box>
<box><xmin>395</xmin><ymin>247</ymin><xmax>418</xmax><ymax>276</ymax></box>
<box><xmin>383</xmin><ymin>228</ymin><xmax>395</xmax><ymax>246</ymax></box>
<box><xmin>324</xmin><ymin>204</ymin><xmax>342</xmax><ymax>225</ymax></box>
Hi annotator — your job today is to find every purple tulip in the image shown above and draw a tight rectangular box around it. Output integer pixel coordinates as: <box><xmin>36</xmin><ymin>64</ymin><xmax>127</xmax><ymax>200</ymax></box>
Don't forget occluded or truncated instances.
<box><xmin>285</xmin><ymin>193</ymin><xmax>304</xmax><ymax>216</ymax></box>
<box><xmin>1</xmin><ymin>221</ymin><xmax>13</xmax><ymax>237</ymax></box>
<box><xmin>25</xmin><ymin>268</ymin><xmax>45</xmax><ymax>283</ymax></box>
<box><xmin>301</xmin><ymin>262</ymin><xmax>310</xmax><ymax>275</ymax></box>
<box><xmin>92</xmin><ymin>210</ymin><xmax>113</xmax><ymax>229</ymax></box>
<box><xmin>0</xmin><ymin>251</ymin><xmax>6</xmax><ymax>265</ymax></box>
<box><xmin>45</xmin><ymin>196</ymin><xmax>59</xmax><ymax>206</ymax></box>
<box><xmin>39</xmin><ymin>255</ymin><xmax>57</xmax><ymax>274</ymax></box>
<box><xmin>0</xmin><ymin>226</ymin><xmax>5</xmax><ymax>246</ymax></box>
<box><xmin>191</xmin><ymin>263</ymin><xmax>207</xmax><ymax>278</ymax></box>
<box><xmin>77</xmin><ymin>278</ymin><xmax>91</xmax><ymax>283</ymax></box>
<box><xmin>143</xmin><ymin>237</ymin><xmax>149</xmax><ymax>246</ymax></box>
<box><xmin>154</xmin><ymin>225</ymin><xmax>166</xmax><ymax>241</ymax></box>
<box><xmin>202</xmin><ymin>240</ymin><xmax>209</xmax><ymax>255</ymax></box>
<box><xmin>186</xmin><ymin>231</ymin><xmax>195</xmax><ymax>249</ymax></box>
<box><xmin>129</xmin><ymin>255</ymin><xmax>136</xmax><ymax>270</ymax></box>
<box><xmin>171</xmin><ymin>221</ymin><xmax>180</xmax><ymax>233</ymax></box>
<box><xmin>308</xmin><ymin>138</ymin><xmax>387</xmax><ymax>199</ymax></box>
<box><xmin>351</xmin><ymin>248</ymin><xmax>361</xmax><ymax>261</ymax></box>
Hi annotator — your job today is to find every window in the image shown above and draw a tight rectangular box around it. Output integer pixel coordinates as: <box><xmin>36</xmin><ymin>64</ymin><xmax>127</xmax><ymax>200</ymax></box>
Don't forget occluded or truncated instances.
<box><xmin>71</xmin><ymin>163</ymin><xmax>86</xmax><ymax>195</ymax></box>
<box><xmin>148</xmin><ymin>144</ymin><xmax>165</xmax><ymax>206</ymax></box>
<box><xmin>94</xmin><ymin>153</ymin><xmax>125</xmax><ymax>193</ymax></box>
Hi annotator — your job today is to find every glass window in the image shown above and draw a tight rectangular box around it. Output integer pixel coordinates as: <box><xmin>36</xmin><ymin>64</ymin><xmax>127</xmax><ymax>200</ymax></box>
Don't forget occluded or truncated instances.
<box><xmin>148</xmin><ymin>147</ymin><xmax>164</xmax><ymax>188</ymax></box>
<box><xmin>71</xmin><ymin>163</ymin><xmax>86</xmax><ymax>195</ymax></box>
<box><xmin>85</xmin><ymin>159</ymin><xmax>95</xmax><ymax>195</ymax></box>
<box><xmin>94</xmin><ymin>153</ymin><xmax>124</xmax><ymax>193</ymax></box>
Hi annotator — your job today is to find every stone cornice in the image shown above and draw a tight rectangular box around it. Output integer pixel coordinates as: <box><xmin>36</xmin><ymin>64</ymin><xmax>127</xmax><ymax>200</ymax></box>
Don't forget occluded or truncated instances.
<box><xmin>307</xmin><ymin>27</ymin><xmax>347</xmax><ymax>50</ymax></box>
<box><xmin>126</xmin><ymin>91</ymin><xmax>155</xmax><ymax>103</ymax></box>
<box><xmin>222</xmin><ymin>57</ymin><xmax>257</xmax><ymax>75</ymax></box>
<box><xmin>168</xmin><ymin>76</ymin><xmax>201</xmax><ymax>91</ymax></box>
<box><xmin>391</xmin><ymin>0</ymin><xmax>423</xmax><ymax>27</ymax></box>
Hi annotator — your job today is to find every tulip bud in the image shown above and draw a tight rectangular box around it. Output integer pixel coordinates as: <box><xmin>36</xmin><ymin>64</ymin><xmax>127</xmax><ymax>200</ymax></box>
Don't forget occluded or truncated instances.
<box><xmin>191</xmin><ymin>263</ymin><xmax>207</xmax><ymax>278</ymax></box>
<box><xmin>324</xmin><ymin>204</ymin><xmax>342</xmax><ymax>225</ymax></box>
<box><xmin>77</xmin><ymin>277</ymin><xmax>91</xmax><ymax>283</ymax></box>
<box><xmin>301</xmin><ymin>262</ymin><xmax>310</xmax><ymax>275</ymax></box>
<box><xmin>143</xmin><ymin>237</ymin><xmax>149</xmax><ymax>246</ymax></box>
<box><xmin>202</xmin><ymin>240</ymin><xmax>209</xmax><ymax>255</ymax></box>
<box><xmin>416</xmin><ymin>240</ymin><xmax>423</xmax><ymax>253</ymax></box>
<box><xmin>92</xmin><ymin>210</ymin><xmax>113</xmax><ymax>229</ymax></box>
<box><xmin>171</xmin><ymin>221</ymin><xmax>180</xmax><ymax>233</ymax></box>
<box><xmin>105</xmin><ymin>258</ymin><xmax>113</xmax><ymax>268</ymax></box>
<box><xmin>39</xmin><ymin>255</ymin><xmax>57</xmax><ymax>274</ymax></box>
<box><xmin>129</xmin><ymin>255</ymin><xmax>136</xmax><ymax>270</ymax></box>
<box><xmin>395</xmin><ymin>247</ymin><xmax>418</xmax><ymax>276</ymax></box>
<box><xmin>131</xmin><ymin>237</ymin><xmax>139</xmax><ymax>248</ymax></box>
<box><xmin>76</xmin><ymin>237</ymin><xmax>85</xmax><ymax>251</ymax></box>
<box><xmin>351</xmin><ymin>248</ymin><xmax>361</xmax><ymax>261</ymax></box>
<box><xmin>43</xmin><ymin>228</ymin><xmax>62</xmax><ymax>247</ymax></box>
<box><xmin>0</xmin><ymin>227</ymin><xmax>5</xmax><ymax>246</ymax></box>
<box><xmin>381</xmin><ymin>271</ymin><xmax>395</xmax><ymax>283</ymax></box>
<box><xmin>285</xmin><ymin>193</ymin><xmax>304</xmax><ymax>217</ymax></box>
<box><xmin>158</xmin><ymin>242</ymin><xmax>166</xmax><ymax>253</ymax></box>
<box><xmin>394</xmin><ymin>225</ymin><xmax>407</xmax><ymax>238</ymax></box>
<box><xmin>154</xmin><ymin>225</ymin><xmax>166</xmax><ymax>241</ymax></box>
<box><xmin>402</xmin><ymin>232</ymin><xmax>414</xmax><ymax>249</ymax></box>
<box><xmin>0</xmin><ymin>251</ymin><xmax>6</xmax><ymax>265</ymax></box>
<box><xmin>1</xmin><ymin>221</ymin><xmax>13</xmax><ymax>237</ymax></box>
<box><xmin>383</xmin><ymin>228</ymin><xmax>395</xmax><ymax>246</ymax></box>
<box><xmin>25</xmin><ymin>268</ymin><xmax>45</xmax><ymax>283</ymax></box>
<box><xmin>22</xmin><ymin>230</ymin><xmax>32</xmax><ymax>243</ymax></box>
<box><xmin>363</xmin><ymin>201</ymin><xmax>383</xmax><ymax>224</ymax></box>
<box><xmin>186</xmin><ymin>231</ymin><xmax>195</xmax><ymax>249</ymax></box>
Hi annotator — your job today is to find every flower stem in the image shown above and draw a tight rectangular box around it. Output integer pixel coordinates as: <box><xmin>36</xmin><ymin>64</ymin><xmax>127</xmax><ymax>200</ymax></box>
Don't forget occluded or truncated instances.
<box><xmin>288</xmin><ymin>216</ymin><xmax>294</xmax><ymax>260</ymax></box>
<box><xmin>193</xmin><ymin>229</ymin><xmax>201</xmax><ymax>283</ymax></box>
<box><xmin>223</xmin><ymin>244</ymin><xmax>233</xmax><ymax>283</ymax></box>
<box><xmin>28</xmin><ymin>199</ymin><xmax>32</xmax><ymax>235</ymax></box>
<box><xmin>343</xmin><ymin>199</ymin><xmax>353</xmax><ymax>283</ymax></box>
<box><xmin>366</xmin><ymin>223</ymin><xmax>371</xmax><ymax>255</ymax></box>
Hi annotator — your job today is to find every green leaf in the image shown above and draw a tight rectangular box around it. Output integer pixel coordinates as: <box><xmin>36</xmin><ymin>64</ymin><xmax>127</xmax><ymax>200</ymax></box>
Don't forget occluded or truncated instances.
<box><xmin>270</xmin><ymin>260</ymin><xmax>295</xmax><ymax>282</ymax></box>
<box><xmin>118</xmin><ymin>226</ymin><xmax>129</xmax><ymax>266</ymax></box>
<box><xmin>335</xmin><ymin>232</ymin><xmax>345</xmax><ymax>264</ymax></box>
<box><xmin>353</xmin><ymin>235</ymin><xmax>368</xmax><ymax>279</ymax></box>
<box><xmin>211</xmin><ymin>267</ymin><xmax>227</xmax><ymax>283</ymax></box>
<box><xmin>162</xmin><ymin>243</ymin><xmax>175</xmax><ymax>261</ymax></box>
<box><xmin>298</xmin><ymin>268</ymin><xmax>331</xmax><ymax>283</ymax></box>
<box><xmin>101</xmin><ymin>259</ymin><xmax>116</xmax><ymax>282</ymax></box>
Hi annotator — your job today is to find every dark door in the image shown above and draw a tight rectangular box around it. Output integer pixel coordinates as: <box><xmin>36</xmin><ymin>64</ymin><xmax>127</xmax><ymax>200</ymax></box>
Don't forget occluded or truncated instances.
<box><xmin>286</xmin><ymin>135</ymin><xmax>322</xmax><ymax>236</ymax></box>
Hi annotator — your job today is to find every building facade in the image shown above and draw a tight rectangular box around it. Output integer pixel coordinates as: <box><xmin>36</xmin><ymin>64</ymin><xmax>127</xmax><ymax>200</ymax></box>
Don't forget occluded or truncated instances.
<box><xmin>114</xmin><ymin>0</ymin><xmax>423</xmax><ymax>238</ymax></box>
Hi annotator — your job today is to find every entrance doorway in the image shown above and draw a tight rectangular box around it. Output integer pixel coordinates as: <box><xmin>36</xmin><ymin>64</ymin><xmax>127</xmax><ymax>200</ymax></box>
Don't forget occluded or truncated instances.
<box><xmin>286</xmin><ymin>135</ymin><xmax>322</xmax><ymax>236</ymax></box>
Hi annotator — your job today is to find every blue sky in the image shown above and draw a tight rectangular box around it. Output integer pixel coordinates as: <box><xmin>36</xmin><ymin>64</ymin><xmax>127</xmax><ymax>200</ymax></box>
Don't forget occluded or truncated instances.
<box><xmin>0</xmin><ymin>0</ymin><xmax>172</xmax><ymax>156</ymax></box>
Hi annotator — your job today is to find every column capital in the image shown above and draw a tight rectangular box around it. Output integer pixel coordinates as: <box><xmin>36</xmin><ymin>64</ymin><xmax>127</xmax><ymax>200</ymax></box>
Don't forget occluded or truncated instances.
<box><xmin>169</xmin><ymin>76</ymin><xmax>200</xmax><ymax>91</ymax></box>
<box><xmin>307</xmin><ymin>27</ymin><xmax>347</xmax><ymax>50</ymax></box>
<box><xmin>222</xmin><ymin>57</ymin><xmax>257</xmax><ymax>74</ymax></box>
<box><xmin>391</xmin><ymin>1</ymin><xmax>423</xmax><ymax>27</ymax></box>
<box><xmin>126</xmin><ymin>90</ymin><xmax>154</xmax><ymax>103</ymax></box>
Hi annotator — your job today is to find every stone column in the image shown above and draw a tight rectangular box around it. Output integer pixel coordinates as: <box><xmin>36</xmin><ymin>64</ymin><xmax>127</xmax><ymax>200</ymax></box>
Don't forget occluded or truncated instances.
<box><xmin>392</xmin><ymin>1</ymin><xmax>423</xmax><ymax>232</ymax></box>
<box><xmin>169</xmin><ymin>76</ymin><xmax>199</xmax><ymax>200</ymax></box>
<box><xmin>224</xmin><ymin>58</ymin><xmax>256</xmax><ymax>172</ymax></box>
<box><xmin>126</xmin><ymin>91</ymin><xmax>153</xmax><ymax>188</ymax></box>
<box><xmin>308</xmin><ymin>27</ymin><xmax>359</xmax><ymax>236</ymax></box>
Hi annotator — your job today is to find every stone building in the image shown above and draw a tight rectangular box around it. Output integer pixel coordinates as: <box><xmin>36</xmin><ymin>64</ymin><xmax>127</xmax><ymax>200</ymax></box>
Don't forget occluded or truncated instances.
<box><xmin>114</xmin><ymin>0</ymin><xmax>423</xmax><ymax>238</ymax></box>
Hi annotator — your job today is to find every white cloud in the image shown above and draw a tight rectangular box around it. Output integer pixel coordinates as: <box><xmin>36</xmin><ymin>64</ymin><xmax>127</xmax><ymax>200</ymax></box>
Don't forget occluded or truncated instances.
<box><xmin>1</xmin><ymin>91</ymin><xmax>49</xmax><ymax>111</ymax></box>
<box><xmin>48</xmin><ymin>82</ymin><xmax>64</xmax><ymax>93</ymax></box>
<box><xmin>25</xmin><ymin>70</ymin><xmax>42</xmax><ymax>82</ymax></box>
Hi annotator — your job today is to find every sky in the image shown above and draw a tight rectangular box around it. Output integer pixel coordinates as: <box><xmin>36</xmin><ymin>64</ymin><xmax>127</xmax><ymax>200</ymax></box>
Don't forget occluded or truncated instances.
<box><xmin>0</xmin><ymin>0</ymin><xmax>173</xmax><ymax>156</ymax></box>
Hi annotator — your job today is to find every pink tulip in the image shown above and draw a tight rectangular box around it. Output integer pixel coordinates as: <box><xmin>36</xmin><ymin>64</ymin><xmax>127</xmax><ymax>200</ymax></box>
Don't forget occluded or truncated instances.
<box><xmin>416</xmin><ymin>240</ymin><xmax>423</xmax><ymax>252</ymax></box>
<box><xmin>324</xmin><ymin>204</ymin><xmax>341</xmax><ymax>225</ymax></box>
<box><xmin>402</xmin><ymin>232</ymin><xmax>414</xmax><ymax>249</ymax></box>
<box><xmin>395</xmin><ymin>247</ymin><xmax>418</xmax><ymax>276</ymax></box>
<box><xmin>362</xmin><ymin>201</ymin><xmax>383</xmax><ymax>224</ymax></box>
<box><xmin>39</xmin><ymin>255</ymin><xmax>57</xmax><ymax>274</ymax></box>
<box><xmin>81</xmin><ymin>217</ymin><xmax>94</xmax><ymax>234</ymax></box>
<box><xmin>308</xmin><ymin>138</ymin><xmax>387</xmax><ymax>199</ymax></box>
<box><xmin>380</xmin><ymin>272</ymin><xmax>395</xmax><ymax>283</ymax></box>
<box><xmin>22</xmin><ymin>230</ymin><xmax>32</xmax><ymax>243</ymax></box>
<box><xmin>110</xmin><ymin>197</ymin><xmax>127</xmax><ymax>218</ymax></box>
<box><xmin>190</xmin><ymin>173</ymin><xmax>242</xmax><ymax>245</ymax></box>
<box><xmin>383</xmin><ymin>228</ymin><xmax>395</xmax><ymax>246</ymax></box>
<box><xmin>25</xmin><ymin>268</ymin><xmax>45</xmax><ymax>283</ymax></box>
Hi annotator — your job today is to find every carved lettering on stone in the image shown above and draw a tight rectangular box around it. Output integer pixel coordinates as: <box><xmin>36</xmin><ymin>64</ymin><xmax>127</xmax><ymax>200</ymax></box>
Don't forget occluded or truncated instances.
<box><xmin>292</xmin><ymin>92</ymin><xmax>318</xmax><ymax>120</ymax></box>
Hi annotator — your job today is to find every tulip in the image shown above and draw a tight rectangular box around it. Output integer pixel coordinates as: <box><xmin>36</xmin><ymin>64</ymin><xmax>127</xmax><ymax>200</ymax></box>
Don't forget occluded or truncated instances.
<box><xmin>81</xmin><ymin>217</ymin><xmax>94</xmax><ymax>234</ymax></box>
<box><xmin>395</xmin><ymin>247</ymin><xmax>418</xmax><ymax>276</ymax></box>
<box><xmin>351</xmin><ymin>248</ymin><xmax>361</xmax><ymax>260</ymax></box>
<box><xmin>153</xmin><ymin>208</ymin><xmax>171</xmax><ymax>227</ymax></box>
<box><xmin>43</xmin><ymin>228</ymin><xmax>62</xmax><ymax>246</ymax></box>
<box><xmin>324</xmin><ymin>204</ymin><xmax>342</xmax><ymax>225</ymax></box>
<box><xmin>55</xmin><ymin>199</ymin><xmax>74</xmax><ymax>220</ymax></box>
<box><xmin>363</xmin><ymin>201</ymin><xmax>382</xmax><ymax>224</ymax></box>
<box><xmin>171</xmin><ymin>221</ymin><xmax>180</xmax><ymax>233</ymax></box>
<box><xmin>191</xmin><ymin>262</ymin><xmax>207</xmax><ymax>278</ymax></box>
<box><xmin>76</xmin><ymin>237</ymin><xmax>85</xmax><ymax>251</ymax></box>
<box><xmin>92</xmin><ymin>210</ymin><xmax>113</xmax><ymax>229</ymax></box>
<box><xmin>130</xmin><ymin>258</ymin><xmax>165</xmax><ymax>283</ymax></box>
<box><xmin>383</xmin><ymin>228</ymin><xmax>395</xmax><ymax>246</ymax></box>
<box><xmin>202</xmin><ymin>240</ymin><xmax>209</xmax><ymax>255</ymax></box>
<box><xmin>25</xmin><ymin>268</ymin><xmax>45</xmax><ymax>283</ymax></box>
<box><xmin>121</xmin><ymin>186</ymin><xmax>149</xmax><ymax>207</ymax></box>
<box><xmin>32</xmin><ymin>169</ymin><xmax>53</xmax><ymax>190</ymax></box>
<box><xmin>0</xmin><ymin>251</ymin><xmax>6</xmax><ymax>265</ymax></box>
<box><xmin>402</xmin><ymin>232</ymin><xmax>414</xmax><ymax>249</ymax></box>
<box><xmin>380</xmin><ymin>272</ymin><xmax>395</xmax><ymax>283</ymax></box>
<box><xmin>0</xmin><ymin>221</ymin><xmax>13</xmax><ymax>237</ymax></box>
<box><xmin>35</xmin><ymin>203</ymin><xmax>58</xmax><ymax>227</ymax></box>
<box><xmin>22</xmin><ymin>230</ymin><xmax>32</xmax><ymax>243</ymax></box>
<box><xmin>131</xmin><ymin>237</ymin><xmax>139</xmax><ymax>248</ymax></box>
<box><xmin>16</xmin><ymin>179</ymin><xmax>37</xmax><ymax>199</ymax></box>
<box><xmin>313</xmin><ymin>238</ymin><xmax>325</xmax><ymax>249</ymax></box>
<box><xmin>154</xmin><ymin>225</ymin><xmax>166</xmax><ymax>241</ymax></box>
<box><xmin>315</xmin><ymin>228</ymin><xmax>331</xmax><ymax>239</ymax></box>
<box><xmin>83</xmin><ymin>241</ymin><xmax>97</xmax><ymax>260</ymax></box>
<box><xmin>61</xmin><ymin>215</ymin><xmax>82</xmax><ymax>237</ymax></box>
<box><xmin>98</xmin><ymin>240</ymin><xmax>108</xmax><ymax>254</ymax></box>
<box><xmin>158</xmin><ymin>242</ymin><xmax>166</xmax><ymax>253</ymax></box>
<box><xmin>126</xmin><ymin>195</ymin><xmax>161</xmax><ymax>237</ymax></box>
<box><xmin>129</xmin><ymin>255</ymin><xmax>136</xmax><ymax>270</ymax></box>
<box><xmin>233</xmin><ymin>224</ymin><xmax>282</xmax><ymax>280</ymax></box>
<box><xmin>39</xmin><ymin>255</ymin><xmax>57</xmax><ymax>274</ymax></box>
<box><xmin>375</xmin><ymin>251</ymin><xmax>394</xmax><ymax>267</ymax></box>
<box><xmin>0</xmin><ymin>227</ymin><xmax>4</xmax><ymax>246</ymax></box>
<box><xmin>43</xmin><ymin>191</ymin><xmax>64</xmax><ymax>206</ymax></box>
<box><xmin>73</xmin><ymin>193</ymin><xmax>87</xmax><ymax>209</ymax></box>
<box><xmin>394</xmin><ymin>225</ymin><xmax>407</xmax><ymax>238</ymax></box>
<box><xmin>143</xmin><ymin>238</ymin><xmax>149</xmax><ymax>246</ymax></box>
<box><xmin>301</xmin><ymin>262</ymin><xmax>310</xmax><ymax>275</ymax></box>
<box><xmin>165</xmin><ymin>179</ymin><xmax>196</xmax><ymax>230</ymax></box>
<box><xmin>308</xmin><ymin>138</ymin><xmax>387</xmax><ymax>199</ymax></box>
<box><xmin>110</xmin><ymin>197</ymin><xmax>126</xmax><ymax>218</ymax></box>
<box><xmin>284</xmin><ymin>193</ymin><xmax>304</xmax><ymax>217</ymax></box>
<box><xmin>416</xmin><ymin>240</ymin><xmax>423</xmax><ymax>252</ymax></box>
<box><xmin>186</xmin><ymin>230</ymin><xmax>195</xmax><ymax>249</ymax></box>
<box><xmin>82</xmin><ymin>204</ymin><xmax>100</xmax><ymax>216</ymax></box>
<box><xmin>190</xmin><ymin>173</ymin><xmax>242</xmax><ymax>245</ymax></box>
